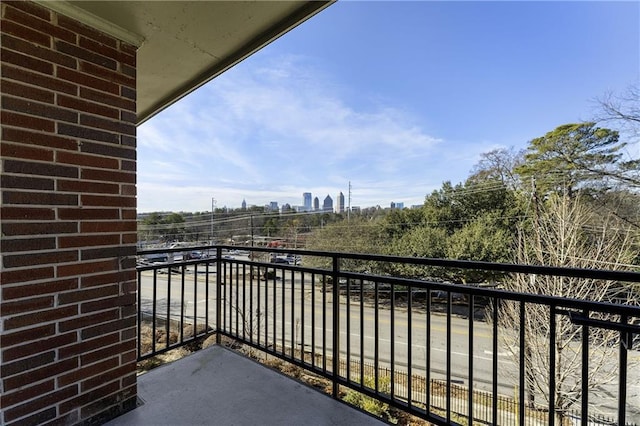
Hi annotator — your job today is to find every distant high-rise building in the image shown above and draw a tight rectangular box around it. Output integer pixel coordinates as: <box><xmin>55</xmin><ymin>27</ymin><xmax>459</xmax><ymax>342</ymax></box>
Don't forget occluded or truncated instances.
<box><xmin>396</xmin><ymin>202</ymin><xmax>404</xmax><ymax>209</ymax></box>
<box><xmin>241</xmin><ymin>199</ymin><xmax>247</xmax><ymax>210</ymax></box>
<box><xmin>267</xmin><ymin>201</ymin><xmax>279</xmax><ymax>212</ymax></box>
<box><xmin>323</xmin><ymin>195</ymin><xmax>333</xmax><ymax>212</ymax></box>
<box><xmin>303</xmin><ymin>192</ymin><xmax>312</xmax><ymax>212</ymax></box>
<box><xmin>337</xmin><ymin>192</ymin><xmax>345</xmax><ymax>213</ymax></box>
<box><xmin>313</xmin><ymin>197</ymin><xmax>320</xmax><ymax>211</ymax></box>
<box><xmin>390</xmin><ymin>201</ymin><xmax>396</xmax><ymax>209</ymax></box>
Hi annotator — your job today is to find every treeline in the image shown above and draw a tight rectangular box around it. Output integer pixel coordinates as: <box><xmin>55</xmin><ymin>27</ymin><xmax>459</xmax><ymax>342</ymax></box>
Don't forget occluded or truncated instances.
<box><xmin>306</xmin><ymin>120</ymin><xmax>640</xmax><ymax>286</ymax></box>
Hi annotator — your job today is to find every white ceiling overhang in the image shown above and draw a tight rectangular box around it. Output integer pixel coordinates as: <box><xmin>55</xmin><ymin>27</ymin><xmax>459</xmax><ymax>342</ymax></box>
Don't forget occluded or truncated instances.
<box><xmin>38</xmin><ymin>1</ymin><xmax>333</xmax><ymax>125</ymax></box>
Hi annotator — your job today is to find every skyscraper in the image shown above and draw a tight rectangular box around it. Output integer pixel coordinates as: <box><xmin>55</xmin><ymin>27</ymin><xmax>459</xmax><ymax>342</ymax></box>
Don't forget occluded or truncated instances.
<box><xmin>323</xmin><ymin>195</ymin><xmax>333</xmax><ymax>212</ymax></box>
<box><xmin>241</xmin><ymin>199</ymin><xmax>247</xmax><ymax>210</ymax></box>
<box><xmin>313</xmin><ymin>197</ymin><xmax>320</xmax><ymax>211</ymax></box>
<box><xmin>337</xmin><ymin>192</ymin><xmax>345</xmax><ymax>213</ymax></box>
<box><xmin>303</xmin><ymin>192</ymin><xmax>312</xmax><ymax>212</ymax></box>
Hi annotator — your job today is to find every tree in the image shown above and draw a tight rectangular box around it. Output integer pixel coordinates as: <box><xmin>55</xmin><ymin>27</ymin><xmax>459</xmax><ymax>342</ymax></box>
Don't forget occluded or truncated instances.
<box><xmin>499</xmin><ymin>193</ymin><xmax>638</xmax><ymax>420</ymax></box>
<box><xmin>514</xmin><ymin>122</ymin><xmax>632</xmax><ymax>196</ymax></box>
<box><xmin>468</xmin><ymin>147</ymin><xmax>524</xmax><ymax>189</ymax></box>
<box><xmin>595</xmin><ymin>84</ymin><xmax>640</xmax><ymax>139</ymax></box>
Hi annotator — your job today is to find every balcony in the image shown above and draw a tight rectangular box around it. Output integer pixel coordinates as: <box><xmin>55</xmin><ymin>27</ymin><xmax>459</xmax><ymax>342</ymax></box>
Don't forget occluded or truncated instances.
<box><xmin>115</xmin><ymin>245</ymin><xmax>640</xmax><ymax>425</ymax></box>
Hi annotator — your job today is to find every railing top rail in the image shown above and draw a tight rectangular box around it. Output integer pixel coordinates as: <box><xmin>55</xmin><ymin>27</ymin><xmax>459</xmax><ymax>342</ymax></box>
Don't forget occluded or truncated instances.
<box><xmin>137</xmin><ymin>244</ymin><xmax>640</xmax><ymax>283</ymax></box>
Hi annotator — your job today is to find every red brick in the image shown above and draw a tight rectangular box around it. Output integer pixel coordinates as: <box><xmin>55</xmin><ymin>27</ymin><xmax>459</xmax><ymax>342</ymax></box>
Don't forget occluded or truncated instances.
<box><xmin>0</xmin><ymin>266</ymin><xmax>54</xmax><ymax>285</ymax></box>
<box><xmin>57</xmin><ymin>259</ymin><xmax>117</xmax><ymax>278</ymax></box>
<box><xmin>81</xmin><ymin>168</ymin><xmax>135</xmax><ymax>184</ymax></box>
<box><xmin>120</xmin><ymin>349</ymin><xmax>137</xmax><ymax>365</ymax></box>
<box><xmin>1</xmin><ymin>79</ymin><xmax>55</xmax><ymax>104</ymax></box>
<box><xmin>59</xmin><ymin>309</ymin><xmax>119</xmax><ymax>333</ymax></box>
<box><xmin>3</xmin><ymin>332</ymin><xmax>76</xmax><ymax>362</ymax></box>
<box><xmin>1</xmin><ymin>110</ymin><xmax>55</xmax><ymax>132</ymax></box>
<box><xmin>58</xmin><ymin>179</ymin><xmax>119</xmax><ymax>194</ymax></box>
<box><xmin>2</xmin><ymin>64</ymin><xmax>77</xmax><ymax>95</ymax></box>
<box><xmin>56</xmin><ymin>41</ymin><xmax>117</xmax><ymax>70</ymax></box>
<box><xmin>6</xmin><ymin>407</ymin><xmax>56</xmax><ymax>426</ymax></box>
<box><xmin>58</xmin><ymin>284</ymin><xmax>118</xmax><ymax>304</ymax></box>
<box><xmin>79</xmin><ymin>86</ymin><xmax>134</xmax><ymax>111</ymax></box>
<box><xmin>1</xmin><ymin>141</ymin><xmax>54</xmax><ymax>161</ymax></box>
<box><xmin>81</xmin><ymin>141</ymin><xmax>135</xmax><ymax>160</ymax></box>
<box><xmin>4</xmin><ymin>305</ymin><xmax>78</xmax><ymax>330</ymax></box>
<box><xmin>2</xmin><ymin>191</ymin><xmax>78</xmax><ymax>206</ymax></box>
<box><xmin>80</xmin><ymin>271</ymin><xmax>125</xmax><ymax>288</ymax></box>
<box><xmin>57</xmin><ymin>150</ymin><xmax>119</xmax><ymax>170</ymax></box>
<box><xmin>1</xmin><ymin>324</ymin><xmax>55</xmax><ymax>347</ymax></box>
<box><xmin>79</xmin><ymin>338</ymin><xmax>134</xmax><ymax>364</ymax></box>
<box><xmin>120</xmin><ymin>42</ymin><xmax>137</xmax><ymax>59</ymax></box>
<box><xmin>2</xmin><ymin>96</ymin><xmax>78</xmax><ymax>123</ymax></box>
<box><xmin>1</xmin><ymin>221</ymin><xmax>77</xmax><ymax>236</ymax></box>
<box><xmin>3</xmin><ymin>250</ymin><xmax>78</xmax><ymax>268</ymax></box>
<box><xmin>121</xmin><ymin>233</ymin><xmax>137</xmax><ymax>244</ymax></box>
<box><xmin>2</xmin><ymin>33</ymin><xmax>76</xmax><ymax>68</ymax></box>
<box><xmin>82</xmin><ymin>293</ymin><xmax>135</xmax><ymax>314</ymax></box>
<box><xmin>81</xmin><ymin>194</ymin><xmax>135</xmax><ymax>208</ymax></box>
<box><xmin>4</xmin><ymin>4</ymin><xmax>75</xmax><ymax>43</ymax></box>
<box><xmin>120</xmin><ymin>111</ymin><xmax>136</xmax><ymax>124</ymax></box>
<box><xmin>58</xmin><ymin>332</ymin><xmax>119</xmax><ymax>360</ymax></box>
<box><xmin>58</xmin><ymin>234</ymin><xmax>120</xmax><ymax>249</ymax></box>
<box><xmin>1</xmin><ymin>48</ymin><xmax>53</xmax><ymax>75</ymax></box>
<box><xmin>120</xmin><ymin>86</ymin><xmax>135</xmax><ymax>102</ymax></box>
<box><xmin>2</xmin><ymin>278</ymin><xmax>77</xmax><ymax>300</ymax></box>
<box><xmin>3</xmin><ymin>159</ymin><xmax>78</xmax><ymax>178</ymax></box>
<box><xmin>121</xmin><ymin>160</ymin><xmax>136</xmax><ymax>172</ymax></box>
<box><xmin>80</xmin><ymin>245</ymin><xmax>135</xmax><ymax>261</ymax></box>
<box><xmin>122</xmin><ymin>209</ymin><xmax>137</xmax><ymax>220</ymax></box>
<box><xmin>121</xmin><ymin>64</ymin><xmax>135</xmax><ymax>79</ymax></box>
<box><xmin>1</xmin><ymin>206</ymin><xmax>55</xmax><ymax>220</ymax></box>
<box><xmin>58</xmin><ymin>122</ymin><xmax>119</xmax><ymax>144</ymax></box>
<box><xmin>0</xmin><ymin>19</ymin><xmax>51</xmax><ymax>47</ymax></box>
<box><xmin>1</xmin><ymin>237</ymin><xmax>56</xmax><ymax>253</ymax></box>
<box><xmin>57</xmin><ymin>15</ymin><xmax>117</xmax><ymax>49</ymax></box>
<box><xmin>82</xmin><ymin>363</ymin><xmax>134</xmax><ymax>392</ymax></box>
<box><xmin>59</xmin><ymin>381</ymin><xmax>119</xmax><ymax>415</ymax></box>
<box><xmin>57</xmin><ymin>67</ymin><xmax>118</xmax><ymax>95</ymax></box>
<box><xmin>2</xmin><ymin>175</ymin><xmax>54</xmax><ymax>191</ymax></box>
<box><xmin>1</xmin><ymin>296</ymin><xmax>54</xmax><ymax>316</ymax></box>
<box><xmin>4</xmin><ymin>1</ymin><xmax>52</xmax><ymax>21</ymax></box>
<box><xmin>2</xmin><ymin>127</ymin><xmax>77</xmax><ymax>151</ymax></box>
<box><xmin>80</xmin><ymin>221</ymin><xmax>136</xmax><ymax>233</ymax></box>
<box><xmin>57</xmin><ymin>94</ymin><xmax>119</xmax><ymax>119</ymax></box>
<box><xmin>79</xmin><ymin>37</ymin><xmax>132</xmax><ymax>66</ymax></box>
<box><xmin>80</xmin><ymin>114</ymin><xmax>135</xmax><ymax>136</ymax></box>
<box><xmin>3</xmin><ymin>357</ymin><xmax>78</xmax><ymax>391</ymax></box>
<box><xmin>4</xmin><ymin>385</ymin><xmax>77</xmax><ymax>423</ymax></box>
<box><xmin>1</xmin><ymin>351</ymin><xmax>55</xmax><ymax>378</ymax></box>
<box><xmin>80</xmin><ymin>61</ymin><xmax>133</xmax><ymax>86</ymax></box>
<box><xmin>120</xmin><ymin>184</ymin><xmax>136</xmax><ymax>196</ymax></box>
<box><xmin>0</xmin><ymin>380</ymin><xmax>54</xmax><ymax>409</ymax></box>
<box><xmin>59</xmin><ymin>357</ymin><xmax>119</xmax><ymax>388</ymax></box>
<box><xmin>58</xmin><ymin>208</ymin><xmax>119</xmax><ymax>220</ymax></box>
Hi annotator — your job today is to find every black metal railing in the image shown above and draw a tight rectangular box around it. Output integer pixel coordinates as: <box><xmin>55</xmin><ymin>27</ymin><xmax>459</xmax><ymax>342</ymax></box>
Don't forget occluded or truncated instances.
<box><xmin>137</xmin><ymin>245</ymin><xmax>640</xmax><ymax>426</ymax></box>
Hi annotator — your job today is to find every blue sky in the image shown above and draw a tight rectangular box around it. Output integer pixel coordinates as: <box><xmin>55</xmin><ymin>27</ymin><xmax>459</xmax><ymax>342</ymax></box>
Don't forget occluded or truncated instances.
<box><xmin>137</xmin><ymin>1</ymin><xmax>639</xmax><ymax>213</ymax></box>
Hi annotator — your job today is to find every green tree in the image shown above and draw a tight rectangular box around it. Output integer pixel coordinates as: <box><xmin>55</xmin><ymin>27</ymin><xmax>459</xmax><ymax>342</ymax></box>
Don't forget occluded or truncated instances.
<box><xmin>514</xmin><ymin>122</ymin><xmax>628</xmax><ymax>196</ymax></box>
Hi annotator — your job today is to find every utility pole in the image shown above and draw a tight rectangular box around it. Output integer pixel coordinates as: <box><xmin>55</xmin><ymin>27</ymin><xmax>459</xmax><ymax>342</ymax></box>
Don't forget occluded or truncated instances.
<box><xmin>347</xmin><ymin>181</ymin><xmax>352</xmax><ymax>221</ymax></box>
<box><xmin>210</xmin><ymin>197</ymin><xmax>216</xmax><ymax>244</ymax></box>
<box><xmin>250</xmin><ymin>214</ymin><xmax>254</xmax><ymax>247</ymax></box>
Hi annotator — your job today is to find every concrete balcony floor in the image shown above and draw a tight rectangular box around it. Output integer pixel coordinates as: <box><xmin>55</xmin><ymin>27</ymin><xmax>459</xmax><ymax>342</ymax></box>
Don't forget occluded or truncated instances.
<box><xmin>106</xmin><ymin>345</ymin><xmax>384</xmax><ymax>425</ymax></box>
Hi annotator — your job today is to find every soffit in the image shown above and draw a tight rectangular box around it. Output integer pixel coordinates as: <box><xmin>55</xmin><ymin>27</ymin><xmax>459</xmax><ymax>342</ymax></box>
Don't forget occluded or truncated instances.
<box><xmin>42</xmin><ymin>1</ymin><xmax>332</xmax><ymax>124</ymax></box>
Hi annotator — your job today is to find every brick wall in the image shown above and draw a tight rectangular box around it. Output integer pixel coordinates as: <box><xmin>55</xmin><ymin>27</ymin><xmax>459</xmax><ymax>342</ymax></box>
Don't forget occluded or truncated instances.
<box><xmin>1</xmin><ymin>1</ymin><xmax>138</xmax><ymax>424</ymax></box>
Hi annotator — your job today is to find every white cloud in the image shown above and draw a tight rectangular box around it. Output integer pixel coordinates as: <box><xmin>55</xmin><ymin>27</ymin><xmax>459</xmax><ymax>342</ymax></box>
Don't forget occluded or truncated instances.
<box><xmin>137</xmin><ymin>54</ymin><xmax>474</xmax><ymax>212</ymax></box>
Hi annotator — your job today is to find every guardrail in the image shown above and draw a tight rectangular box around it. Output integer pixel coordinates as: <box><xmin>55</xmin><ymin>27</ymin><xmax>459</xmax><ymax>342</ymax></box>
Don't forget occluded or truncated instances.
<box><xmin>137</xmin><ymin>245</ymin><xmax>640</xmax><ymax>426</ymax></box>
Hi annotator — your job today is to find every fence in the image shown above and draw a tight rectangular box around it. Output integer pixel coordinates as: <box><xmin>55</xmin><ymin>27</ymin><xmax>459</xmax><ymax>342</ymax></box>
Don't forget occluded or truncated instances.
<box><xmin>137</xmin><ymin>245</ymin><xmax>640</xmax><ymax>426</ymax></box>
